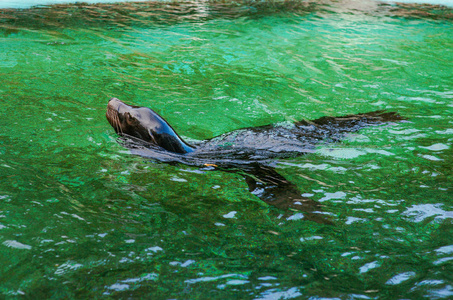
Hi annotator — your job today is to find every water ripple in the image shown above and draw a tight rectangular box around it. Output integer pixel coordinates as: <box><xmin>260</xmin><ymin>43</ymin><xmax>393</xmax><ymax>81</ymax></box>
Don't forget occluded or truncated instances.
<box><xmin>404</xmin><ymin>204</ymin><xmax>453</xmax><ymax>223</ymax></box>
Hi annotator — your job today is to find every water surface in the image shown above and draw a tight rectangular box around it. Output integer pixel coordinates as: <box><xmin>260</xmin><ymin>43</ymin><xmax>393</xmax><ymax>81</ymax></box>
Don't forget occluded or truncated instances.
<box><xmin>0</xmin><ymin>0</ymin><xmax>452</xmax><ymax>298</ymax></box>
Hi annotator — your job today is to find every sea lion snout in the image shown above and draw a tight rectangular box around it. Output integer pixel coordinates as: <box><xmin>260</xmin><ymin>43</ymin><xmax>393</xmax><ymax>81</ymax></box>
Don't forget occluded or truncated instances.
<box><xmin>107</xmin><ymin>98</ymin><xmax>130</xmax><ymax>122</ymax></box>
<box><xmin>107</xmin><ymin>97</ymin><xmax>123</xmax><ymax>111</ymax></box>
<box><xmin>106</xmin><ymin>98</ymin><xmax>126</xmax><ymax>133</ymax></box>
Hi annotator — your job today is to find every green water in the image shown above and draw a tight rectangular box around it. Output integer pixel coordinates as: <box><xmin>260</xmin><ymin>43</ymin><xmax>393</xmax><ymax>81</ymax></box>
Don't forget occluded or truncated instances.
<box><xmin>1</xmin><ymin>1</ymin><xmax>452</xmax><ymax>298</ymax></box>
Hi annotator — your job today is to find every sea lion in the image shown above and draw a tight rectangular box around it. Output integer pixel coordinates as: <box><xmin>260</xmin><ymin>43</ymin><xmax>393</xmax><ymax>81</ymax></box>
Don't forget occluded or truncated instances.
<box><xmin>106</xmin><ymin>97</ymin><xmax>405</xmax><ymax>224</ymax></box>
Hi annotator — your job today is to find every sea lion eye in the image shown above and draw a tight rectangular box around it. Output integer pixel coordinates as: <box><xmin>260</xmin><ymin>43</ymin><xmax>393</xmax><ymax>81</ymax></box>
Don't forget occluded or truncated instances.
<box><xmin>126</xmin><ymin>112</ymin><xmax>140</xmax><ymax>126</ymax></box>
<box><xmin>125</xmin><ymin>112</ymin><xmax>133</xmax><ymax>123</ymax></box>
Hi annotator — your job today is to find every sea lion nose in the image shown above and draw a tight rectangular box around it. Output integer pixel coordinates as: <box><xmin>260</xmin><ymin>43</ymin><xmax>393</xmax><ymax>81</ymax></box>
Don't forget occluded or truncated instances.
<box><xmin>107</xmin><ymin>98</ymin><xmax>123</xmax><ymax>110</ymax></box>
<box><xmin>108</xmin><ymin>97</ymin><xmax>120</xmax><ymax>104</ymax></box>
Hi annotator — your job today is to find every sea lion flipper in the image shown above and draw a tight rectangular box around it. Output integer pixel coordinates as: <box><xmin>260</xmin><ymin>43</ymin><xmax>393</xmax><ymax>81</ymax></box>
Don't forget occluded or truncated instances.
<box><xmin>294</xmin><ymin>110</ymin><xmax>405</xmax><ymax>137</ymax></box>
<box><xmin>240</xmin><ymin>164</ymin><xmax>334</xmax><ymax>225</ymax></box>
<box><xmin>308</xmin><ymin>110</ymin><xmax>405</xmax><ymax>127</ymax></box>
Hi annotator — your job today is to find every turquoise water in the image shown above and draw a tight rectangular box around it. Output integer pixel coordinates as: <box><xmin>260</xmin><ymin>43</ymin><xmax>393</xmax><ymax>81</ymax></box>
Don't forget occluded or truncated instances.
<box><xmin>1</xmin><ymin>1</ymin><xmax>453</xmax><ymax>298</ymax></box>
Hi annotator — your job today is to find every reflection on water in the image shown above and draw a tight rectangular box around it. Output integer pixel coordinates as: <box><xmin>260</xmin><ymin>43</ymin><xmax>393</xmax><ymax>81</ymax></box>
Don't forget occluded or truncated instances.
<box><xmin>3</xmin><ymin>0</ymin><xmax>453</xmax><ymax>9</ymax></box>
<box><xmin>0</xmin><ymin>0</ymin><xmax>452</xmax><ymax>298</ymax></box>
<box><xmin>388</xmin><ymin>0</ymin><xmax>453</xmax><ymax>7</ymax></box>
<box><xmin>0</xmin><ymin>0</ymin><xmax>151</xmax><ymax>9</ymax></box>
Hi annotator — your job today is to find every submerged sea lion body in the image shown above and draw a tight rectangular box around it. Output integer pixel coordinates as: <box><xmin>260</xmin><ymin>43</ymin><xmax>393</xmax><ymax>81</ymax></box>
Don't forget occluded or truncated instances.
<box><xmin>106</xmin><ymin>97</ymin><xmax>405</xmax><ymax>224</ymax></box>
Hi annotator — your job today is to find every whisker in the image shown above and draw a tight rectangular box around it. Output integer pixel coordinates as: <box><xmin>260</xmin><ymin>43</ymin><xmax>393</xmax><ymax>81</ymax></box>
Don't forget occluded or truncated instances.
<box><xmin>116</xmin><ymin>113</ymin><xmax>123</xmax><ymax>135</ymax></box>
<box><xmin>106</xmin><ymin>107</ymin><xmax>124</xmax><ymax>136</ymax></box>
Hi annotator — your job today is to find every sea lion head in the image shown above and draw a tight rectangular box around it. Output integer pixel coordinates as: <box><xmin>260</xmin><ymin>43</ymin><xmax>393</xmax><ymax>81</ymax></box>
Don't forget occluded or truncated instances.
<box><xmin>106</xmin><ymin>98</ymin><xmax>194</xmax><ymax>154</ymax></box>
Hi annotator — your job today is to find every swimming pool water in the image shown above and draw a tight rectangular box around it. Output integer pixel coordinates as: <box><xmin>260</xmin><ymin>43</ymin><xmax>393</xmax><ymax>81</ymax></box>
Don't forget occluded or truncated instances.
<box><xmin>0</xmin><ymin>0</ymin><xmax>452</xmax><ymax>298</ymax></box>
